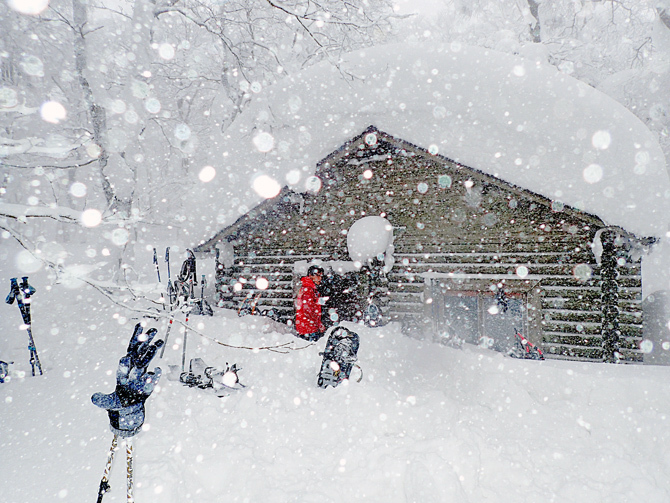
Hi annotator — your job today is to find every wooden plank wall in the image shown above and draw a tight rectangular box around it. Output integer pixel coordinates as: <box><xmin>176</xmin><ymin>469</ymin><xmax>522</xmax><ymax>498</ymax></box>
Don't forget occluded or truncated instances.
<box><xmin>387</xmin><ymin>242</ymin><xmax>643</xmax><ymax>362</ymax></box>
<box><xmin>216</xmin><ymin>241</ymin><xmax>643</xmax><ymax>362</ymax></box>
<box><xmin>210</xmin><ymin>134</ymin><xmax>644</xmax><ymax>362</ymax></box>
<box><xmin>217</xmin><ymin>249</ymin><xmax>330</xmax><ymax>320</ymax></box>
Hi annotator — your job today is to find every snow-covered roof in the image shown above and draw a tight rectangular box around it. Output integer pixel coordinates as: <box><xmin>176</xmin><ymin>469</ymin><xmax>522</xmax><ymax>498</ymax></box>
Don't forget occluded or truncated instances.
<box><xmin>189</xmin><ymin>42</ymin><xmax>670</xmax><ymax>242</ymax></box>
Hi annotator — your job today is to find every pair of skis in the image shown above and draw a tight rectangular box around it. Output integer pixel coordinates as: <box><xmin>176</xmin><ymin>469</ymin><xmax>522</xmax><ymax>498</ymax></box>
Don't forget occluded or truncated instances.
<box><xmin>153</xmin><ymin>247</ymin><xmax>176</xmax><ymax>308</ymax></box>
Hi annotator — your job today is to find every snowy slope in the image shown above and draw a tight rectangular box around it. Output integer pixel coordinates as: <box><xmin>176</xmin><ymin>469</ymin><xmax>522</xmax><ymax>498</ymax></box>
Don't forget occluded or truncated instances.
<box><xmin>187</xmin><ymin>42</ymin><xmax>670</xmax><ymax>242</ymax></box>
<box><xmin>3</xmin><ymin>242</ymin><xmax>670</xmax><ymax>502</ymax></box>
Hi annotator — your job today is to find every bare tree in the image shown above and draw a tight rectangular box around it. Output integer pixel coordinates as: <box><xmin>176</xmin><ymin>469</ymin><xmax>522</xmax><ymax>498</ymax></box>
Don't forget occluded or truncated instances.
<box><xmin>1</xmin><ymin>0</ymin><xmax>397</xmax><ymax>280</ymax></box>
<box><xmin>71</xmin><ymin>0</ymin><xmax>115</xmax><ymax>211</ymax></box>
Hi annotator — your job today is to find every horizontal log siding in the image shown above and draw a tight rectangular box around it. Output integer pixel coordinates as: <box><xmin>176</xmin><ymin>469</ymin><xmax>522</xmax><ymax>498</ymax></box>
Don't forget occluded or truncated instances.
<box><xmin>217</xmin><ymin>250</ymin><xmax>330</xmax><ymax>319</ymax></box>
<box><xmin>388</xmin><ymin>246</ymin><xmax>643</xmax><ymax>361</ymax></box>
<box><xmin>541</xmin><ymin>260</ymin><xmax>643</xmax><ymax>361</ymax></box>
<box><xmin>208</xmin><ymin>133</ymin><xmax>644</xmax><ymax>362</ymax></box>
<box><xmin>345</xmin><ymin>149</ymin><xmax>642</xmax><ymax>362</ymax></box>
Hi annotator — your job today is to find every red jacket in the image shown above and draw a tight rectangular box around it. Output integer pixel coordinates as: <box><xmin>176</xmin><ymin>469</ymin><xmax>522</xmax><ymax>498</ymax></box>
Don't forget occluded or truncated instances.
<box><xmin>295</xmin><ymin>276</ymin><xmax>324</xmax><ymax>335</ymax></box>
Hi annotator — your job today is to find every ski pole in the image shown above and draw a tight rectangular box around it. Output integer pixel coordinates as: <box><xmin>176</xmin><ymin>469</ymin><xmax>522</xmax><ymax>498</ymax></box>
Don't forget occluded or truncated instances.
<box><xmin>6</xmin><ymin>277</ymin><xmax>43</xmax><ymax>376</ymax></box>
<box><xmin>165</xmin><ymin>247</ymin><xmax>174</xmax><ymax>306</ymax></box>
<box><xmin>199</xmin><ymin>274</ymin><xmax>207</xmax><ymax>311</ymax></box>
<box><xmin>21</xmin><ymin>278</ymin><xmax>43</xmax><ymax>376</ymax></box>
<box><xmin>154</xmin><ymin>248</ymin><xmax>167</xmax><ymax>309</ymax></box>
<box><xmin>159</xmin><ymin>315</ymin><xmax>173</xmax><ymax>359</ymax></box>
<box><xmin>182</xmin><ymin>307</ymin><xmax>190</xmax><ymax>372</ymax></box>
<box><xmin>25</xmin><ymin>326</ymin><xmax>43</xmax><ymax>376</ymax></box>
<box><xmin>126</xmin><ymin>438</ymin><xmax>134</xmax><ymax>503</ymax></box>
<box><xmin>165</xmin><ymin>247</ymin><xmax>171</xmax><ymax>281</ymax></box>
<box><xmin>153</xmin><ymin>248</ymin><xmax>161</xmax><ymax>283</ymax></box>
<box><xmin>20</xmin><ymin>277</ymin><xmax>42</xmax><ymax>375</ymax></box>
<box><xmin>96</xmin><ymin>434</ymin><xmax>118</xmax><ymax>503</ymax></box>
<box><xmin>159</xmin><ymin>248</ymin><xmax>177</xmax><ymax>359</ymax></box>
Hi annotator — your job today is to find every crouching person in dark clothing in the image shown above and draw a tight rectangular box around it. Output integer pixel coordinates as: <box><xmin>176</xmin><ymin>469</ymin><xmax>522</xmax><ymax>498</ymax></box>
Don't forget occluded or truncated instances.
<box><xmin>295</xmin><ymin>265</ymin><xmax>326</xmax><ymax>341</ymax></box>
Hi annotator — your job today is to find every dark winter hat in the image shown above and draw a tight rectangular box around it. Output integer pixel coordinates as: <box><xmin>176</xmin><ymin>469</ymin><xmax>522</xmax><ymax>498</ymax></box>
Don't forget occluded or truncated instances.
<box><xmin>307</xmin><ymin>265</ymin><xmax>324</xmax><ymax>276</ymax></box>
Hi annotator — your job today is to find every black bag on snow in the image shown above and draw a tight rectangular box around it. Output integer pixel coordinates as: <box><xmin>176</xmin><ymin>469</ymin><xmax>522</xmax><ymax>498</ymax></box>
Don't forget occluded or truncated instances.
<box><xmin>317</xmin><ymin>326</ymin><xmax>360</xmax><ymax>388</ymax></box>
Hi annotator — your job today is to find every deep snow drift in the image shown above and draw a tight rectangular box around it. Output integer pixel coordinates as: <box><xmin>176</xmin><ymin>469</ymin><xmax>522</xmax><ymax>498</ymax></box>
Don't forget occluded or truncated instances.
<box><xmin>188</xmin><ymin>43</ymin><xmax>670</xmax><ymax>242</ymax></box>
<box><xmin>3</xmin><ymin>242</ymin><xmax>670</xmax><ymax>502</ymax></box>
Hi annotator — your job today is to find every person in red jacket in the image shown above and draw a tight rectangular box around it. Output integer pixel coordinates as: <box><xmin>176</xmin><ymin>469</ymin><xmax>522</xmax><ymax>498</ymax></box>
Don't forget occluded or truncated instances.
<box><xmin>295</xmin><ymin>265</ymin><xmax>326</xmax><ymax>341</ymax></box>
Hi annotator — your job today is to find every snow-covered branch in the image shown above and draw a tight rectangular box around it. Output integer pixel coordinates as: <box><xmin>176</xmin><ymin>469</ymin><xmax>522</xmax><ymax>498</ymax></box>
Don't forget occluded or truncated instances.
<box><xmin>0</xmin><ymin>202</ymin><xmax>82</xmax><ymax>224</ymax></box>
<box><xmin>1</xmin><ymin>158</ymin><xmax>98</xmax><ymax>170</ymax></box>
<box><xmin>0</xmin><ymin>135</ymin><xmax>88</xmax><ymax>158</ymax></box>
<box><xmin>80</xmin><ymin>277</ymin><xmax>313</xmax><ymax>353</ymax></box>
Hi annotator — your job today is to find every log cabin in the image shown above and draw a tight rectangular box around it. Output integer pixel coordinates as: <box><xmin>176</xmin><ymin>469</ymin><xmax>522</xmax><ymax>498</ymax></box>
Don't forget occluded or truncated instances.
<box><xmin>195</xmin><ymin>126</ymin><xmax>653</xmax><ymax>362</ymax></box>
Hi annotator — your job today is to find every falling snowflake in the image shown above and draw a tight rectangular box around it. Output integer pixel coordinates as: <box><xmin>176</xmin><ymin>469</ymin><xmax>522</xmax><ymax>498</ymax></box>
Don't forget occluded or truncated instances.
<box><xmin>253</xmin><ymin>132</ymin><xmax>275</xmax><ymax>153</ymax></box>
<box><xmin>40</xmin><ymin>101</ymin><xmax>67</xmax><ymax>124</ymax></box>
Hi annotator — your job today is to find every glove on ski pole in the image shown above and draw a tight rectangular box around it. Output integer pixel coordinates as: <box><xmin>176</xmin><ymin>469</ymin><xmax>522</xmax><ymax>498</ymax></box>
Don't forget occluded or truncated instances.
<box><xmin>92</xmin><ymin>323</ymin><xmax>164</xmax><ymax>437</ymax></box>
<box><xmin>92</xmin><ymin>323</ymin><xmax>164</xmax><ymax>502</ymax></box>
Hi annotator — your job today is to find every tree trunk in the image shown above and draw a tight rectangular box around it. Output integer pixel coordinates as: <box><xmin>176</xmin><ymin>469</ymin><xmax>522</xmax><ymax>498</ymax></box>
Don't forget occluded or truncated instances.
<box><xmin>658</xmin><ymin>5</ymin><xmax>670</xmax><ymax>31</ymax></box>
<box><xmin>527</xmin><ymin>0</ymin><xmax>542</xmax><ymax>43</ymax></box>
<box><xmin>72</xmin><ymin>0</ymin><xmax>115</xmax><ymax>211</ymax></box>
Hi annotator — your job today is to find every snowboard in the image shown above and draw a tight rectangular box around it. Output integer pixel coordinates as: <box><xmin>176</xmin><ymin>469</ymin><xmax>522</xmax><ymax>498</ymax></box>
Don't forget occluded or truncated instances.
<box><xmin>317</xmin><ymin>326</ymin><xmax>361</xmax><ymax>388</ymax></box>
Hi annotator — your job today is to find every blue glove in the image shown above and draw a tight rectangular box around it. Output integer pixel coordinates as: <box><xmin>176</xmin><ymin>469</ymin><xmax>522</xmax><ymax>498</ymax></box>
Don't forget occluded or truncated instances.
<box><xmin>92</xmin><ymin>323</ymin><xmax>164</xmax><ymax>437</ymax></box>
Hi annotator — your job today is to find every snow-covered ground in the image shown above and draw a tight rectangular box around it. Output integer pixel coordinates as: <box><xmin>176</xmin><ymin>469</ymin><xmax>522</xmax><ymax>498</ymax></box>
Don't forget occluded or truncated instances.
<box><xmin>3</xmin><ymin>240</ymin><xmax>670</xmax><ymax>503</ymax></box>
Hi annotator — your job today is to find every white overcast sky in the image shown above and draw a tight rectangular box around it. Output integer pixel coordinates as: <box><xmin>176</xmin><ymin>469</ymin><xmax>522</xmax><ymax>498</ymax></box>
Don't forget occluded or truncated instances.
<box><xmin>394</xmin><ymin>0</ymin><xmax>442</xmax><ymax>15</ymax></box>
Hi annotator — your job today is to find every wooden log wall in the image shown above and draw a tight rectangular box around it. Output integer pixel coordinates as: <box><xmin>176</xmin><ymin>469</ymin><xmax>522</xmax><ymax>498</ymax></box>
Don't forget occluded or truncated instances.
<box><xmin>387</xmin><ymin>244</ymin><xmax>643</xmax><ymax>362</ymax></box>
<box><xmin>207</xmin><ymin>131</ymin><xmax>644</xmax><ymax>362</ymax></box>
<box><xmin>217</xmin><ymin>249</ymin><xmax>330</xmax><ymax>320</ymax></box>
